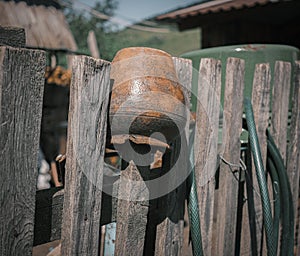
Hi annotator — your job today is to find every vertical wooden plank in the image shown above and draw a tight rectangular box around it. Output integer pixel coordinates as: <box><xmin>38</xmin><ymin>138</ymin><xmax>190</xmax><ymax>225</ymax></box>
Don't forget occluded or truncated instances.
<box><xmin>0</xmin><ymin>47</ymin><xmax>45</xmax><ymax>255</ymax></box>
<box><xmin>61</xmin><ymin>56</ymin><xmax>110</xmax><ymax>255</ymax></box>
<box><xmin>240</xmin><ymin>63</ymin><xmax>271</xmax><ymax>256</ymax></box>
<box><xmin>154</xmin><ymin>142</ymin><xmax>186</xmax><ymax>256</ymax></box>
<box><xmin>287</xmin><ymin>61</ymin><xmax>300</xmax><ymax>255</ymax></box>
<box><xmin>213</xmin><ymin>57</ymin><xmax>245</xmax><ymax>256</ymax></box>
<box><xmin>270</xmin><ymin>61</ymin><xmax>291</xmax><ymax>162</ymax></box>
<box><xmin>193</xmin><ymin>58</ymin><xmax>221</xmax><ymax>256</ymax></box>
<box><xmin>154</xmin><ymin>58</ymin><xmax>192</xmax><ymax>256</ymax></box>
<box><xmin>115</xmin><ymin>161</ymin><xmax>149</xmax><ymax>255</ymax></box>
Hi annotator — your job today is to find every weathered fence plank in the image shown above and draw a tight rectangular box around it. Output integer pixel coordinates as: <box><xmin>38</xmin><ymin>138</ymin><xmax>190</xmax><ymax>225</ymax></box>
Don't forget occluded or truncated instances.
<box><xmin>0</xmin><ymin>46</ymin><xmax>45</xmax><ymax>255</ymax></box>
<box><xmin>61</xmin><ymin>56</ymin><xmax>111</xmax><ymax>255</ymax></box>
<box><xmin>194</xmin><ymin>58</ymin><xmax>222</xmax><ymax>256</ymax></box>
<box><xmin>154</xmin><ymin>57</ymin><xmax>192</xmax><ymax>256</ymax></box>
<box><xmin>241</xmin><ymin>63</ymin><xmax>271</xmax><ymax>256</ymax></box>
<box><xmin>213</xmin><ymin>57</ymin><xmax>245</xmax><ymax>256</ymax></box>
<box><xmin>115</xmin><ymin>161</ymin><xmax>149</xmax><ymax>255</ymax></box>
<box><xmin>287</xmin><ymin>61</ymin><xmax>300</xmax><ymax>255</ymax></box>
<box><xmin>0</xmin><ymin>26</ymin><xmax>26</xmax><ymax>48</ymax></box>
<box><xmin>270</xmin><ymin>61</ymin><xmax>291</xmax><ymax>162</ymax></box>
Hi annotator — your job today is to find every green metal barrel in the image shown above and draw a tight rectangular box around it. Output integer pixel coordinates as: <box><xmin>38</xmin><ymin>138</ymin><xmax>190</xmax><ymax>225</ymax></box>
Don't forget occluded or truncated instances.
<box><xmin>181</xmin><ymin>44</ymin><xmax>299</xmax><ymax>112</ymax></box>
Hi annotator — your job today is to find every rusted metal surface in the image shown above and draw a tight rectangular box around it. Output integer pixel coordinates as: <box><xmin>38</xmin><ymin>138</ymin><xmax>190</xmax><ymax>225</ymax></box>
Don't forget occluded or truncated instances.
<box><xmin>110</xmin><ymin>134</ymin><xmax>170</xmax><ymax>148</ymax></box>
<box><xmin>109</xmin><ymin>47</ymin><xmax>187</xmax><ymax>142</ymax></box>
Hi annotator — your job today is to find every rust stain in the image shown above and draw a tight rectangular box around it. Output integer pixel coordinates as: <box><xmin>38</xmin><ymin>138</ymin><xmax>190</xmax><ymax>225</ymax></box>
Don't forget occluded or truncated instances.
<box><xmin>109</xmin><ymin>47</ymin><xmax>187</xmax><ymax>140</ymax></box>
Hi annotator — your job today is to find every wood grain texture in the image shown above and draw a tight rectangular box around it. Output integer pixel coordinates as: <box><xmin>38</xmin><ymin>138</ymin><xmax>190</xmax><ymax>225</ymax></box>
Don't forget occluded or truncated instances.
<box><xmin>241</xmin><ymin>63</ymin><xmax>271</xmax><ymax>256</ymax></box>
<box><xmin>194</xmin><ymin>58</ymin><xmax>222</xmax><ymax>255</ymax></box>
<box><xmin>0</xmin><ymin>46</ymin><xmax>45</xmax><ymax>255</ymax></box>
<box><xmin>154</xmin><ymin>57</ymin><xmax>192</xmax><ymax>256</ymax></box>
<box><xmin>61</xmin><ymin>56</ymin><xmax>110</xmax><ymax>255</ymax></box>
<box><xmin>213</xmin><ymin>57</ymin><xmax>245</xmax><ymax>256</ymax></box>
<box><xmin>287</xmin><ymin>61</ymin><xmax>300</xmax><ymax>255</ymax></box>
<box><xmin>270</xmin><ymin>61</ymin><xmax>291</xmax><ymax>162</ymax></box>
<box><xmin>0</xmin><ymin>26</ymin><xmax>26</xmax><ymax>48</ymax></box>
<box><xmin>115</xmin><ymin>161</ymin><xmax>150</xmax><ymax>256</ymax></box>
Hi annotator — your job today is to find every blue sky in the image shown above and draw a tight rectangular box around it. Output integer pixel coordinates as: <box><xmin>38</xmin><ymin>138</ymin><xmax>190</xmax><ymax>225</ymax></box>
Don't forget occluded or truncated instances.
<box><xmin>83</xmin><ymin>0</ymin><xmax>201</xmax><ymax>25</ymax></box>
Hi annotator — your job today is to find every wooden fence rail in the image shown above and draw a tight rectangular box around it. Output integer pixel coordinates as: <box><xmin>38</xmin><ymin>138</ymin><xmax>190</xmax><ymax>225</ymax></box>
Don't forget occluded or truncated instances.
<box><xmin>1</xmin><ymin>42</ymin><xmax>300</xmax><ymax>256</ymax></box>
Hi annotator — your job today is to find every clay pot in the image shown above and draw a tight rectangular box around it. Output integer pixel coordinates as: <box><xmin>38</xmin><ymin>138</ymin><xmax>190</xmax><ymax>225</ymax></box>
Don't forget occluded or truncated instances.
<box><xmin>109</xmin><ymin>47</ymin><xmax>187</xmax><ymax>142</ymax></box>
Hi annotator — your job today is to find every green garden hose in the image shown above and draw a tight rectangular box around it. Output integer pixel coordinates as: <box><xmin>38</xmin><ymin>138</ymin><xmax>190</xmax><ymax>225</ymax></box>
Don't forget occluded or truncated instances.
<box><xmin>244</xmin><ymin>98</ymin><xmax>276</xmax><ymax>256</ymax></box>
<box><xmin>188</xmin><ymin>125</ymin><xmax>204</xmax><ymax>256</ymax></box>
<box><xmin>266</xmin><ymin>157</ymin><xmax>280</xmax><ymax>255</ymax></box>
<box><xmin>267</xmin><ymin>130</ymin><xmax>294</xmax><ymax>256</ymax></box>
<box><xmin>187</xmin><ymin>99</ymin><xmax>294</xmax><ymax>256</ymax></box>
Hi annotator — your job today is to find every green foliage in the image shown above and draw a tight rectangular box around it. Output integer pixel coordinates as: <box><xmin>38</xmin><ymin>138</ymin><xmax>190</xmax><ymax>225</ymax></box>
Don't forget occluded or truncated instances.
<box><xmin>64</xmin><ymin>1</ymin><xmax>200</xmax><ymax>61</ymax></box>
<box><xmin>104</xmin><ymin>27</ymin><xmax>201</xmax><ymax>61</ymax></box>
<box><xmin>64</xmin><ymin>0</ymin><xmax>118</xmax><ymax>58</ymax></box>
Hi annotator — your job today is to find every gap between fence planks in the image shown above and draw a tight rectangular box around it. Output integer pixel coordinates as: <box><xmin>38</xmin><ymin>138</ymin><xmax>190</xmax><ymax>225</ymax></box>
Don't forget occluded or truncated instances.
<box><xmin>213</xmin><ymin>57</ymin><xmax>245</xmax><ymax>256</ymax></box>
<box><xmin>0</xmin><ymin>46</ymin><xmax>45</xmax><ymax>255</ymax></box>
<box><xmin>240</xmin><ymin>63</ymin><xmax>271</xmax><ymax>256</ymax></box>
<box><xmin>194</xmin><ymin>58</ymin><xmax>222</xmax><ymax>256</ymax></box>
<box><xmin>61</xmin><ymin>56</ymin><xmax>111</xmax><ymax>255</ymax></box>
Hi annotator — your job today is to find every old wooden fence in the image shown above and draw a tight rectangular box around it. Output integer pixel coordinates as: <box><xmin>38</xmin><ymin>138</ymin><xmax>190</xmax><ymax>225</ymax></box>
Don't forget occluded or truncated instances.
<box><xmin>1</xmin><ymin>35</ymin><xmax>300</xmax><ymax>255</ymax></box>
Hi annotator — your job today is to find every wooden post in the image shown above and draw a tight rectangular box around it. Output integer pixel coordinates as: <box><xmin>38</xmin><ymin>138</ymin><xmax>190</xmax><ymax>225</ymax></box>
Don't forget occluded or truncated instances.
<box><xmin>270</xmin><ymin>61</ymin><xmax>291</xmax><ymax>162</ymax></box>
<box><xmin>0</xmin><ymin>26</ymin><xmax>26</xmax><ymax>48</ymax></box>
<box><xmin>287</xmin><ymin>61</ymin><xmax>300</xmax><ymax>255</ymax></box>
<box><xmin>61</xmin><ymin>56</ymin><xmax>111</xmax><ymax>255</ymax></box>
<box><xmin>194</xmin><ymin>58</ymin><xmax>222</xmax><ymax>256</ymax></box>
<box><xmin>0</xmin><ymin>46</ymin><xmax>45</xmax><ymax>255</ymax></box>
<box><xmin>213</xmin><ymin>57</ymin><xmax>245</xmax><ymax>256</ymax></box>
<box><xmin>240</xmin><ymin>63</ymin><xmax>271</xmax><ymax>256</ymax></box>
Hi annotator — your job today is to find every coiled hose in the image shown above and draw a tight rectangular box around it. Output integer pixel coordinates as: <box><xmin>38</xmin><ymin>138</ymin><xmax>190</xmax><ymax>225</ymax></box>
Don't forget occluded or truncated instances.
<box><xmin>266</xmin><ymin>156</ymin><xmax>280</xmax><ymax>254</ymax></box>
<box><xmin>187</xmin><ymin>98</ymin><xmax>294</xmax><ymax>256</ymax></box>
<box><xmin>267</xmin><ymin>130</ymin><xmax>294</xmax><ymax>256</ymax></box>
<box><xmin>244</xmin><ymin>98</ymin><xmax>276</xmax><ymax>256</ymax></box>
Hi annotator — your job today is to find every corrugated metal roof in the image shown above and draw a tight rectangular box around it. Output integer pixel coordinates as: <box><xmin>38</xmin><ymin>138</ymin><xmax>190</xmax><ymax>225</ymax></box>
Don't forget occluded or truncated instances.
<box><xmin>0</xmin><ymin>0</ymin><xmax>77</xmax><ymax>50</ymax></box>
<box><xmin>156</xmin><ymin>0</ymin><xmax>280</xmax><ymax>20</ymax></box>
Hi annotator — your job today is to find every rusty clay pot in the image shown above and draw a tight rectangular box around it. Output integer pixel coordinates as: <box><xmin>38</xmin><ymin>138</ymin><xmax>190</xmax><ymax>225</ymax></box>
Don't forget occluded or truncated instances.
<box><xmin>109</xmin><ymin>47</ymin><xmax>187</xmax><ymax>142</ymax></box>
